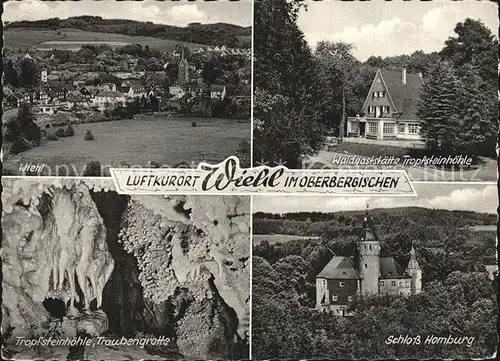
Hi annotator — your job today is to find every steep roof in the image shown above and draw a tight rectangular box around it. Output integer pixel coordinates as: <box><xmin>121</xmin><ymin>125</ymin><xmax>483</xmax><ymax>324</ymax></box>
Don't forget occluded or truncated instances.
<box><xmin>67</xmin><ymin>91</ymin><xmax>85</xmax><ymax>102</ymax></box>
<box><xmin>380</xmin><ymin>69</ymin><xmax>424</xmax><ymax>121</ymax></box>
<box><xmin>317</xmin><ymin>256</ymin><xmax>361</xmax><ymax>280</ymax></box>
<box><xmin>97</xmin><ymin>91</ymin><xmax>123</xmax><ymax>98</ymax></box>
<box><xmin>380</xmin><ymin>257</ymin><xmax>408</xmax><ymax>279</ymax></box>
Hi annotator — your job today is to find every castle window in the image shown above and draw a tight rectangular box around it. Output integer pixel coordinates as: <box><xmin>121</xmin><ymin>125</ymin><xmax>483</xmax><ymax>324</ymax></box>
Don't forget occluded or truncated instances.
<box><xmin>369</xmin><ymin>245</ymin><xmax>372</xmax><ymax>250</ymax></box>
<box><xmin>391</xmin><ymin>281</ymin><xmax>396</xmax><ymax>286</ymax></box>
<box><xmin>398</xmin><ymin>123</ymin><xmax>406</xmax><ymax>133</ymax></box>
<box><xmin>364</xmin><ymin>245</ymin><xmax>367</xmax><ymax>249</ymax></box>
<box><xmin>332</xmin><ymin>295</ymin><xmax>338</xmax><ymax>301</ymax></box>
<box><xmin>339</xmin><ymin>282</ymin><xmax>345</xmax><ymax>287</ymax></box>
<box><xmin>380</xmin><ymin>280</ymin><xmax>384</xmax><ymax>286</ymax></box>
<box><xmin>378</xmin><ymin>91</ymin><xmax>385</xmax><ymax>97</ymax></box>
<box><xmin>373</xmin><ymin>92</ymin><xmax>378</xmax><ymax>98</ymax></box>
<box><xmin>348</xmin><ymin>296</ymin><xmax>353</xmax><ymax>301</ymax></box>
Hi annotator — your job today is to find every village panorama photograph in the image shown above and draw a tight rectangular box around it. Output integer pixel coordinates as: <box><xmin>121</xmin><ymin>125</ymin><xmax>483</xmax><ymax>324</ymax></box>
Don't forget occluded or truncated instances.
<box><xmin>252</xmin><ymin>183</ymin><xmax>498</xmax><ymax>359</ymax></box>
<box><xmin>2</xmin><ymin>0</ymin><xmax>251</xmax><ymax>176</ymax></box>
<box><xmin>253</xmin><ymin>0</ymin><xmax>498</xmax><ymax>181</ymax></box>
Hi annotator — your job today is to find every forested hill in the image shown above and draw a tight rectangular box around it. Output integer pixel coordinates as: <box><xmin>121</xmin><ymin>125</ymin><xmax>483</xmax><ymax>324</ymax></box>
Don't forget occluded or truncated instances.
<box><xmin>253</xmin><ymin>206</ymin><xmax>496</xmax><ymax>284</ymax></box>
<box><xmin>253</xmin><ymin>206</ymin><xmax>496</xmax><ymax>236</ymax></box>
<box><xmin>6</xmin><ymin>16</ymin><xmax>251</xmax><ymax>47</ymax></box>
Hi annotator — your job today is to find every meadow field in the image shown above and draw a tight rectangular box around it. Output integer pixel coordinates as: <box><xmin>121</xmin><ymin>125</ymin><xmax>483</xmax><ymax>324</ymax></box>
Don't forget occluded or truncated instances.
<box><xmin>252</xmin><ymin>234</ymin><xmax>320</xmax><ymax>245</ymax></box>
<box><xmin>4</xmin><ymin>28</ymin><xmax>203</xmax><ymax>52</ymax></box>
<box><xmin>3</xmin><ymin>115</ymin><xmax>250</xmax><ymax>176</ymax></box>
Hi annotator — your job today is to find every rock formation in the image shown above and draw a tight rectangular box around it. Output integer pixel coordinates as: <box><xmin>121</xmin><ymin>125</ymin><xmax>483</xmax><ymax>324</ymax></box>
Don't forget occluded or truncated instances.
<box><xmin>2</xmin><ymin>179</ymin><xmax>115</xmax><ymax>348</ymax></box>
<box><xmin>119</xmin><ymin>195</ymin><xmax>250</xmax><ymax>357</ymax></box>
<box><xmin>2</xmin><ymin>179</ymin><xmax>250</xmax><ymax>359</ymax></box>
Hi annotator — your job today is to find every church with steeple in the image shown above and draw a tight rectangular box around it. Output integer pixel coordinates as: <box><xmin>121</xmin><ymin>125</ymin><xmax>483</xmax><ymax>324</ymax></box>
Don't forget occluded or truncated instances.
<box><xmin>177</xmin><ymin>44</ymin><xmax>189</xmax><ymax>85</ymax></box>
<box><xmin>315</xmin><ymin>211</ymin><xmax>422</xmax><ymax>316</ymax></box>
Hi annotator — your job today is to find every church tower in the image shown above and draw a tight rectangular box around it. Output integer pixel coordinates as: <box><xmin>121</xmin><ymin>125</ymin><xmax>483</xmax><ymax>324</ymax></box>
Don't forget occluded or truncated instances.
<box><xmin>406</xmin><ymin>245</ymin><xmax>422</xmax><ymax>295</ymax></box>
<box><xmin>357</xmin><ymin>209</ymin><xmax>380</xmax><ymax>295</ymax></box>
<box><xmin>178</xmin><ymin>44</ymin><xmax>189</xmax><ymax>85</ymax></box>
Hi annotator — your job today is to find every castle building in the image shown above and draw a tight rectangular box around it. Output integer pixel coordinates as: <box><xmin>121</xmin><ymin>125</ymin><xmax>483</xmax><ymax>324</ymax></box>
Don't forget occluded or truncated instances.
<box><xmin>178</xmin><ymin>45</ymin><xmax>189</xmax><ymax>85</ymax></box>
<box><xmin>315</xmin><ymin>213</ymin><xmax>422</xmax><ymax>316</ymax></box>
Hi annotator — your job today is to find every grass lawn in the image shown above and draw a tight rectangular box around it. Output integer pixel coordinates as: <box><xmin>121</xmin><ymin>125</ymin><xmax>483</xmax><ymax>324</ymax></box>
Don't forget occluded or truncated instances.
<box><xmin>3</xmin><ymin>115</ymin><xmax>250</xmax><ymax>176</ymax></box>
<box><xmin>4</xmin><ymin>28</ymin><xmax>203</xmax><ymax>53</ymax></box>
<box><xmin>306</xmin><ymin>143</ymin><xmax>497</xmax><ymax>182</ymax></box>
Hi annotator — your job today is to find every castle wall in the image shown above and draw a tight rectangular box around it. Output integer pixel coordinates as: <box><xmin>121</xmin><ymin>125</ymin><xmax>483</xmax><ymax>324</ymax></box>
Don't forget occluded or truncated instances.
<box><xmin>379</xmin><ymin>278</ymin><xmax>411</xmax><ymax>296</ymax></box>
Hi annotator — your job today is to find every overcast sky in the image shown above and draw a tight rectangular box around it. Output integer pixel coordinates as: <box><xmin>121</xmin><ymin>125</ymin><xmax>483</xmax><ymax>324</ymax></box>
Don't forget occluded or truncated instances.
<box><xmin>253</xmin><ymin>183</ymin><xmax>497</xmax><ymax>215</ymax></box>
<box><xmin>297</xmin><ymin>0</ymin><xmax>498</xmax><ymax>61</ymax></box>
<box><xmin>3</xmin><ymin>0</ymin><xmax>252</xmax><ymax>27</ymax></box>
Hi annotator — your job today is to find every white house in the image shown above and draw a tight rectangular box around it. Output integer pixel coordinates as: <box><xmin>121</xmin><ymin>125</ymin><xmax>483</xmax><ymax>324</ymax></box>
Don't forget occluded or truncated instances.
<box><xmin>169</xmin><ymin>85</ymin><xmax>185</xmax><ymax>100</ymax></box>
<box><xmin>210</xmin><ymin>84</ymin><xmax>226</xmax><ymax>100</ymax></box>
<box><xmin>346</xmin><ymin>68</ymin><xmax>424</xmax><ymax>142</ymax></box>
<box><xmin>93</xmin><ymin>91</ymin><xmax>126</xmax><ymax>110</ymax></box>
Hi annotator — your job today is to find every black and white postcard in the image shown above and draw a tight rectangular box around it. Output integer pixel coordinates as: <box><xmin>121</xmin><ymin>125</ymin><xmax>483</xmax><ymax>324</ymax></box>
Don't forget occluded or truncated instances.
<box><xmin>253</xmin><ymin>0</ymin><xmax>498</xmax><ymax>181</ymax></box>
<box><xmin>252</xmin><ymin>183</ymin><xmax>497</xmax><ymax>359</ymax></box>
<box><xmin>1</xmin><ymin>0</ymin><xmax>498</xmax><ymax>360</ymax></box>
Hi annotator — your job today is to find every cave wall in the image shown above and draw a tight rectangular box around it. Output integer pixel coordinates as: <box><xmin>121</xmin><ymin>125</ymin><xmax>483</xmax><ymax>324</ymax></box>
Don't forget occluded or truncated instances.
<box><xmin>2</xmin><ymin>179</ymin><xmax>250</xmax><ymax>359</ymax></box>
<box><xmin>2</xmin><ymin>179</ymin><xmax>115</xmax><ymax>344</ymax></box>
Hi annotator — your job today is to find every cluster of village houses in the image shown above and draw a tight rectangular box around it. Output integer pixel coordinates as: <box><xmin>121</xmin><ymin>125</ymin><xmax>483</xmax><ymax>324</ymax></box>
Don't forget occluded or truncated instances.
<box><xmin>3</xmin><ymin>45</ymin><xmax>251</xmax><ymax>116</ymax></box>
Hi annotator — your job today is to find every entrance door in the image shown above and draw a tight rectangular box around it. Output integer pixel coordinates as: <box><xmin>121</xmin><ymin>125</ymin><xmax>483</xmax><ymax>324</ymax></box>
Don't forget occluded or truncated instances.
<box><xmin>359</xmin><ymin>122</ymin><xmax>366</xmax><ymax>138</ymax></box>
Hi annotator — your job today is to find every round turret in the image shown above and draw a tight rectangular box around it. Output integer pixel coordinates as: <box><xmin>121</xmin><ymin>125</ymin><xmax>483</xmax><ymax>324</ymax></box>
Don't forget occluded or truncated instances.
<box><xmin>357</xmin><ymin>215</ymin><xmax>380</xmax><ymax>295</ymax></box>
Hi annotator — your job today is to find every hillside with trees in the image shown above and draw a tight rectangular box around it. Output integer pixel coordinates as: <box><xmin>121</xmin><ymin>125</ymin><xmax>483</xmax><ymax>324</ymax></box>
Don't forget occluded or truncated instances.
<box><xmin>253</xmin><ymin>0</ymin><xmax>498</xmax><ymax>166</ymax></box>
<box><xmin>6</xmin><ymin>16</ymin><xmax>251</xmax><ymax>48</ymax></box>
<box><xmin>252</xmin><ymin>207</ymin><xmax>497</xmax><ymax>359</ymax></box>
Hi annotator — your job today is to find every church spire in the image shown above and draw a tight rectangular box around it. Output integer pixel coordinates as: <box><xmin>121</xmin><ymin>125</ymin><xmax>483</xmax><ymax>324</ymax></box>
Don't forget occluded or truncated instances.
<box><xmin>361</xmin><ymin>203</ymin><xmax>375</xmax><ymax>241</ymax></box>
<box><xmin>406</xmin><ymin>242</ymin><xmax>420</xmax><ymax>270</ymax></box>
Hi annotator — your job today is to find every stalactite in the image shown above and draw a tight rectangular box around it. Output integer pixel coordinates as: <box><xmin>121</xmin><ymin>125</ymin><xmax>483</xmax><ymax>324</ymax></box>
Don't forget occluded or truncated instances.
<box><xmin>2</xmin><ymin>179</ymin><xmax>116</xmax><ymax>345</ymax></box>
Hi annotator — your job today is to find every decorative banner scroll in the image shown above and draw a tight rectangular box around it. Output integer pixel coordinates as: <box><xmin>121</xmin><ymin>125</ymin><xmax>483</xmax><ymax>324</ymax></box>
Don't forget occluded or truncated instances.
<box><xmin>110</xmin><ymin>156</ymin><xmax>417</xmax><ymax>196</ymax></box>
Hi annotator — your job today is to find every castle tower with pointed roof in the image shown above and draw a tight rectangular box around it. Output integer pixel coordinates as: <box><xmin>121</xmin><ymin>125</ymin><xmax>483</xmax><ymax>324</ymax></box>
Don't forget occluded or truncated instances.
<box><xmin>315</xmin><ymin>210</ymin><xmax>422</xmax><ymax>315</ymax></box>
<box><xmin>406</xmin><ymin>245</ymin><xmax>422</xmax><ymax>295</ymax></box>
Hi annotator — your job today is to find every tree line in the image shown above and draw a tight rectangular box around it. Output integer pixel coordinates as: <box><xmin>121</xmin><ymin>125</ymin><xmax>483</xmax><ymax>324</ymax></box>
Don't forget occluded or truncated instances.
<box><xmin>8</xmin><ymin>16</ymin><xmax>251</xmax><ymax>48</ymax></box>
